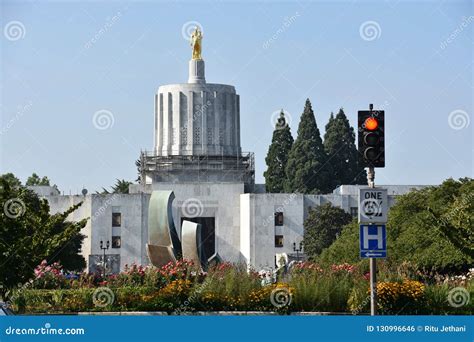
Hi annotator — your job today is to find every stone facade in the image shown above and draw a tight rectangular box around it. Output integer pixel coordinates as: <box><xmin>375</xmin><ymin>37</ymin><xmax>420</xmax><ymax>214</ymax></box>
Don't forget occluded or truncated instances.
<box><xmin>37</xmin><ymin>184</ymin><xmax>424</xmax><ymax>272</ymax></box>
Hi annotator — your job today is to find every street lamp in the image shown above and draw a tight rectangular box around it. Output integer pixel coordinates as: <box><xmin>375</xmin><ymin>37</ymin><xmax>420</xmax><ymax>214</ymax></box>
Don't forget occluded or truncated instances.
<box><xmin>99</xmin><ymin>240</ymin><xmax>110</xmax><ymax>279</ymax></box>
<box><xmin>293</xmin><ymin>241</ymin><xmax>304</xmax><ymax>261</ymax></box>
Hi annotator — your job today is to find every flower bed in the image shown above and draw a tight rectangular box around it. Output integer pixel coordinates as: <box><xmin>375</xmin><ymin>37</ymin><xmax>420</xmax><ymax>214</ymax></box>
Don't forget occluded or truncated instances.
<box><xmin>9</xmin><ymin>261</ymin><xmax>474</xmax><ymax>315</ymax></box>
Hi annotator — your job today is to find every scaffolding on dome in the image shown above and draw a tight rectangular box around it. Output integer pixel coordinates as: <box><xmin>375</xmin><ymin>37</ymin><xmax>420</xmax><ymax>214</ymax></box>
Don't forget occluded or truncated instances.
<box><xmin>138</xmin><ymin>150</ymin><xmax>255</xmax><ymax>187</ymax></box>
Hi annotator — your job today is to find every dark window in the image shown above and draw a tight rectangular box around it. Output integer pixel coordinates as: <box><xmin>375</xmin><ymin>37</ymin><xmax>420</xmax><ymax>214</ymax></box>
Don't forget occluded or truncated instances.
<box><xmin>274</xmin><ymin>212</ymin><xmax>284</xmax><ymax>226</ymax></box>
<box><xmin>112</xmin><ymin>213</ymin><xmax>121</xmax><ymax>227</ymax></box>
<box><xmin>112</xmin><ymin>236</ymin><xmax>121</xmax><ymax>248</ymax></box>
<box><xmin>350</xmin><ymin>207</ymin><xmax>358</xmax><ymax>217</ymax></box>
<box><xmin>275</xmin><ymin>235</ymin><xmax>284</xmax><ymax>248</ymax></box>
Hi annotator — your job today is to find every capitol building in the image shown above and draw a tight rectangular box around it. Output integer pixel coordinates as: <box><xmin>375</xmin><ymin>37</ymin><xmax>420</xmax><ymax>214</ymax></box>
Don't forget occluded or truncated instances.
<box><xmin>30</xmin><ymin>31</ymin><xmax>423</xmax><ymax>273</ymax></box>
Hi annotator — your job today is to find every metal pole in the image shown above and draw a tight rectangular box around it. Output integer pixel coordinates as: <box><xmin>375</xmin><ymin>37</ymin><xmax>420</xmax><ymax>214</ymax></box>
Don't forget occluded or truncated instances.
<box><xmin>102</xmin><ymin>247</ymin><xmax>106</xmax><ymax>279</ymax></box>
<box><xmin>368</xmin><ymin>167</ymin><xmax>377</xmax><ymax>316</ymax></box>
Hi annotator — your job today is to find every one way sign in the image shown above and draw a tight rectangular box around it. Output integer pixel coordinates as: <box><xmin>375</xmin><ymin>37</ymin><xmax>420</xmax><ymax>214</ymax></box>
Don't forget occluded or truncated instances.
<box><xmin>360</xmin><ymin>224</ymin><xmax>387</xmax><ymax>258</ymax></box>
<box><xmin>358</xmin><ymin>188</ymin><xmax>388</xmax><ymax>223</ymax></box>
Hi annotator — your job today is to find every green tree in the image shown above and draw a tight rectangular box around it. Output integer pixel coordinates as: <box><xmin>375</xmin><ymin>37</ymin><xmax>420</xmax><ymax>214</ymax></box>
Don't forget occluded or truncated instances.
<box><xmin>303</xmin><ymin>203</ymin><xmax>353</xmax><ymax>258</ymax></box>
<box><xmin>48</xmin><ymin>230</ymin><xmax>86</xmax><ymax>272</ymax></box>
<box><xmin>284</xmin><ymin>99</ymin><xmax>332</xmax><ymax>194</ymax></box>
<box><xmin>319</xmin><ymin>178</ymin><xmax>474</xmax><ymax>273</ymax></box>
<box><xmin>25</xmin><ymin>173</ymin><xmax>50</xmax><ymax>186</ymax></box>
<box><xmin>0</xmin><ymin>178</ymin><xmax>87</xmax><ymax>297</ymax></box>
<box><xmin>264</xmin><ymin>110</ymin><xmax>294</xmax><ymax>193</ymax></box>
<box><xmin>324</xmin><ymin>108</ymin><xmax>367</xmax><ymax>189</ymax></box>
<box><xmin>98</xmin><ymin>179</ymin><xmax>133</xmax><ymax>194</ymax></box>
<box><xmin>0</xmin><ymin>173</ymin><xmax>22</xmax><ymax>188</ymax></box>
<box><xmin>427</xmin><ymin>178</ymin><xmax>474</xmax><ymax>258</ymax></box>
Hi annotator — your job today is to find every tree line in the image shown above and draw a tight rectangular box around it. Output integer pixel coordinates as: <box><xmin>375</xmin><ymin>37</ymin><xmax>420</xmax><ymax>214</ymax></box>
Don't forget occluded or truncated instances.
<box><xmin>264</xmin><ymin>99</ymin><xmax>367</xmax><ymax>194</ymax></box>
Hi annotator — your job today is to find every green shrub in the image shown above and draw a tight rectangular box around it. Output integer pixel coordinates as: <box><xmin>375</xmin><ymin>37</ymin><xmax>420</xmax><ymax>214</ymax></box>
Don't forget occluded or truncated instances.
<box><xmin>288</xmin><ymin>263</ymin><xmax>363</xmax><ymax>312</ymax></box>
<box><xmin>194</xmin><ymin>263</ymin><xmax>262</xmax><ymax>311</ymax></box>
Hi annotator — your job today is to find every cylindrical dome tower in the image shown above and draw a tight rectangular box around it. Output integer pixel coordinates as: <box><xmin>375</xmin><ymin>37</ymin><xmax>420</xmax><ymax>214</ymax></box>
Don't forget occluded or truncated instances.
<box><xmin>139</xmin><ymin>54</ymin><xmax>254</xmax><ymax>187</ymax></box>
<box><xmin>154</xmin><ymin>60</ymin><xmax>241</xmax><ymax>157</ymax></box>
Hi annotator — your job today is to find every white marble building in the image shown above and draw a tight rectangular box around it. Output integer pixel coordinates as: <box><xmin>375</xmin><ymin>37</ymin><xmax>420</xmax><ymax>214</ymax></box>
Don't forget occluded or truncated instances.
<box><xmin>32</xmin><ymin>55</ymin><xmax>425</xmax><ymax>272</ymax></box>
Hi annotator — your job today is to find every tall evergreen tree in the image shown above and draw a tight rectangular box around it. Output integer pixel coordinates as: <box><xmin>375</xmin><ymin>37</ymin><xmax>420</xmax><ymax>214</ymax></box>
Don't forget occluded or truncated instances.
<box><xmin>264</xmin><ymin>111</ymin><xmax>294</xmax><ymax>193</ymax></box>
<box><xmin>284</xmin><ymin>99</ymin><xmax>332</xmax><ymax>194</ymax></box>
<box><xmin>324</xmin><ymin>108</ymin><xmax>367</xmax><ymax>189</ymax></box>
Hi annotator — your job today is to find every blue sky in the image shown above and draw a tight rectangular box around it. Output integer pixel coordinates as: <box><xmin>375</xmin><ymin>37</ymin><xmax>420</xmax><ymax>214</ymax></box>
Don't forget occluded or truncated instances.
<box><xmin>1</xmin><ymin>0</ymin><xmax>472</xmax><ymax>193</ymax></box>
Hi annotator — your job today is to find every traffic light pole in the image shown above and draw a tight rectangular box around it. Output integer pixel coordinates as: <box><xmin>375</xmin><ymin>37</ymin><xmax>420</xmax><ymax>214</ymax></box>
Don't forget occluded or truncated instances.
<box><xmin>368</xmin><ymin>165</ymin><xmax>377</xmax><ymax>316</ymax></box>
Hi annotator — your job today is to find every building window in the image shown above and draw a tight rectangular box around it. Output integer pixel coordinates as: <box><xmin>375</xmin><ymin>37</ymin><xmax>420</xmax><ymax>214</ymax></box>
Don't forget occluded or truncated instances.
<box><xmin>112</xmin><ymin>236</ymin><xmax>121</xmax><ymax>248</ymax></box>
<box><xmin>350</xmin><ymin>207</ymin><xmax>358</xmax><ymax>217</ymax></box>
<box><xmin>112</xmin><ymin>213</ymin><xmax>121</xmax><ymax>227</ymax></box>
<box><xmin>275</xmin><ymin>235</ymin><xmax>284</xmax><ymax>248</ymax></box>
<box><xmin>274</xmin><ymin>212</ymin><xmax>284</xmax><ymax>226</ymax></box>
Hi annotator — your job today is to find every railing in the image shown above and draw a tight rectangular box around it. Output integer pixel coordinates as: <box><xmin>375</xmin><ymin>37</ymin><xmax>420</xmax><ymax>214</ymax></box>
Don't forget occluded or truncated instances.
<box><xmin>139</xmin><ymin>150</ymin><xmax>255</xmax><ymax>172</ymax></box>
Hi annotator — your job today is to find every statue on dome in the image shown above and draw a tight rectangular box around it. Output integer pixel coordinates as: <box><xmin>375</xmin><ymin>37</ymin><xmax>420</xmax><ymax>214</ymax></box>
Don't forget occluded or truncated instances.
<box><xmin>190</xmin><ymin>26</ymin><xmax>203</xmax><ymax>60</ymax></box>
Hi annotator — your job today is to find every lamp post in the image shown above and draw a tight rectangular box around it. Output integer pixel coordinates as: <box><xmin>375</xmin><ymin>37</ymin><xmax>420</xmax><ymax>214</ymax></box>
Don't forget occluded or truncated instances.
<box><xmin>99</xmin><ymin>240</ymin><xmax>110</xmax><ymax>279</ymax></box>
<box><xmin>293</xmin><ymin>241</ymin><xmax>303</xmax><ymax>261</ymax></box>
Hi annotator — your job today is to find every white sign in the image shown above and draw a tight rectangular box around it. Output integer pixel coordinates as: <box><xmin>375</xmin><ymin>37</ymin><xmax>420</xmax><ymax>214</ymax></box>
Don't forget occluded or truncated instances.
<box><xmin>358</xmin><ymin>188</ymin><xmax>388</xmax><ymax>223</ymax></box>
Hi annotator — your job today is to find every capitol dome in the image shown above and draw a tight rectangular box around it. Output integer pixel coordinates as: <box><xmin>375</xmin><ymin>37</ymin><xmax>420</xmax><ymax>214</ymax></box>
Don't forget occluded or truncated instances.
<box><xmin>139</xmin><ymin>29</ymin><xmax>254</xmax><ymax>188</ymax></box>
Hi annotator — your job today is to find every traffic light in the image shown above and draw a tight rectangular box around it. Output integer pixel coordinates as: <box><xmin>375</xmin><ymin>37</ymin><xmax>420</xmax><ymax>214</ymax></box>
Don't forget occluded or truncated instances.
<box><xmin>358</xmin><ymin>109</ymin><xmax>385</xmax><ymax>168</ymax></box>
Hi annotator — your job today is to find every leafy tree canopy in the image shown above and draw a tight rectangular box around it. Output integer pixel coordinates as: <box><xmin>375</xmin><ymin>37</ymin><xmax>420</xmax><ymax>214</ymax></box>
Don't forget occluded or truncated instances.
<box><xmin>98</xmin><ymin>179</ymin><xmax>133</xmax><ymax>194</ymax></box>
<box><xmin>25</xmin><ymin>173</ymin><xmax>50</xmax><ymax>186</ymax></box>
<box><xmin>319</xmin><ymin>178</ymin><xmax>474</xmax><ymax>274</ymax></box>
<box><xmin>303</xmin><ymin>203</ymin><xmax>353</xmax><ymax>258</ymax></box>
<box><xmin>0</xmin><ymin>177</ymin><xmax>87</xmax><ymax>297</ymax></box>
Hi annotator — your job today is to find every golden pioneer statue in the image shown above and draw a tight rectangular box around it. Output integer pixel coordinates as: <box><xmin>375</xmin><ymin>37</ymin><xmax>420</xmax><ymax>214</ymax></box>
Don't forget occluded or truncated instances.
<box><xmin>190</xmin><ymin>27</ymin><xmax>203</xmax><ymax>60</ymax></box>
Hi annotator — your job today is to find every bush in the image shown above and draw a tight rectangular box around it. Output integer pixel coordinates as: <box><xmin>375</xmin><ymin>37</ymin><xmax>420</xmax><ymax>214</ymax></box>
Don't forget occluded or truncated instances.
<box><xmin>288</xmin><ymin>262</ymin><xmax>364</xmax><ymax>312</ymax></box>
<box><xmin>376</xmin><ymin>280</ymin><xmax>425</xmax><ymax>314</ymax></box>
<box><xmin>195</xmin><ymin>263</ymin><xmax>262</xmax><ymax>311</ymax></box>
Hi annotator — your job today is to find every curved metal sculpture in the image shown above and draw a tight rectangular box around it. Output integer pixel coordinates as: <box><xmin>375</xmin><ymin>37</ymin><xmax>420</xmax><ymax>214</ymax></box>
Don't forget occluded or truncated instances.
<box><xmin>147</xmin><ymin>191</ymin><xmax>182</xmax><ymax>267</ymax></box>
<box><xmin>181</xmin><ymin>220</ymin><xmax>206</xmax><ymax>268</ymax></box>
<box><xmin>147</xmin><ymin>190</ymin><xmax>213</xmax><ymax>270</ymax></box>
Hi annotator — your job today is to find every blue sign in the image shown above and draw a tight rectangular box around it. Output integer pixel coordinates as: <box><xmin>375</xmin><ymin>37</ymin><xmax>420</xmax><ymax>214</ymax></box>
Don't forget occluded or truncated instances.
<box><xmin>360</xmin><ymin>224</ymin><xmax>387</xmax><ymax>258</ymax></box>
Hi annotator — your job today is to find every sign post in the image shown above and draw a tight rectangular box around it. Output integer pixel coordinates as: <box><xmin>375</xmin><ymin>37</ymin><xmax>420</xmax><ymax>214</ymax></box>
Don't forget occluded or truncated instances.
<box><xmin>358</xmin><ymin>168</ymin><xmax>388</xmax><ymax>315</ymax></box>
<box><xmin>358</xmin><ymin>103</ymin><xmax>387</xmax><ymax>316</ymax></box>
